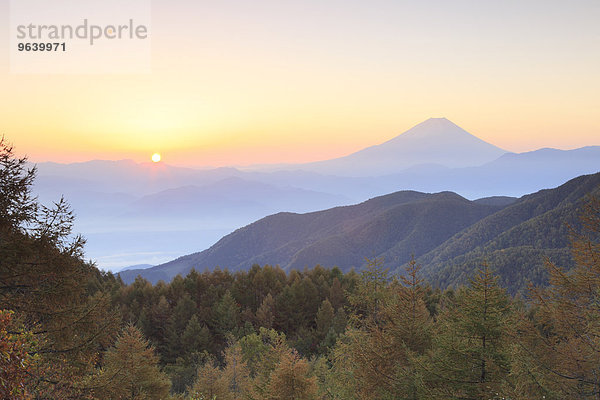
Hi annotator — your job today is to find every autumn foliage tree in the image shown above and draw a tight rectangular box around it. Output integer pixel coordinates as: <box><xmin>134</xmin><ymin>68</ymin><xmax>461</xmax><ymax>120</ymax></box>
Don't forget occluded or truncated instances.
<box><xmin>330</xmin><ymin>257</ymin><xmax>432</xmax><ymax>399</ymax></box>
<box><xmin>265</xmin><ymin>346</ymin><xmax>318</xmax><ymax>400</ymax></box>
<box><xmin>0</xmin><ymin>138</ymin><xmax>119</xmax><ymax>397</ymax></box>
<box><xmin>426</xmin><ymin>264</ymin><xmax>513</xmax><ymax>400</ymax></box>
<box><xmin>187</xmin><ymin>328</ymin><xmax>319</xmax><ymax>400</ymax></box>
<box><xmin>519</xmin><ymin>196</ymin><xmax>600</xmax><ymax>399</ymax></box>
<box><xmin>0</xmin><ymin>310</ymin><xmax>36</xmax><ymax>400</ymax></box>
<box><xmin>93</xmin><ymin>324</ymin><xmax>171</xmax><ymax>400</ymax></box>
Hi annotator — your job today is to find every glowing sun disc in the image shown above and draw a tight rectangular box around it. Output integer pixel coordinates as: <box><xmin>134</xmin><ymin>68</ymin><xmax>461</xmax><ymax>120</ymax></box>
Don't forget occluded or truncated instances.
<box><xmin>151</xmin><ymin>153</ymin><xmax>161</xmax><ymax>163</ymax></box>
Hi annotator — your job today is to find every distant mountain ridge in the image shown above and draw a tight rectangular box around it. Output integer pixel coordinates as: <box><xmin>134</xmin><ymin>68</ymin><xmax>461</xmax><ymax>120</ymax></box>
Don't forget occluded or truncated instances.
<box><xmin>417</xmin><ymin>172</ymin><xmax>600</xmax><ymax>292</ymax></box>
<box><xmin>119</xmin><ymin>173</ymin><xmax>600</xmax><ymax>294</ymax></box>
<box><xmin>289</xmin><ymin>118</ymin><xmax>509</xmax><ymax>176</ymax></box>
<box><xmin>126</xmin><ymin>177</ymin><xmax>350</xmax><ymax>218</ymax></box>
<box><xmin>30</xmin><ymin>118</ymin><xmax>599</xmax><ymax>271</ymax></box>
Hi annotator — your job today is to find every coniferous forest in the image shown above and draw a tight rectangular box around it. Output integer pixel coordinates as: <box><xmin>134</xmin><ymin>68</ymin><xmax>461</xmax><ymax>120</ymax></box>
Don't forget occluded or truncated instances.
<box><xmin>2</xmin><ymin>140</ymin><xmax>600</xmax><ymax>399</ymax></box>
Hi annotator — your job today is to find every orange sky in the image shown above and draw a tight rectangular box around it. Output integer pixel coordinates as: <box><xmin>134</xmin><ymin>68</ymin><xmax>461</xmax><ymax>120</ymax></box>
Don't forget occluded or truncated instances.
<box><xmin>1</xmin><ymin>0</ymin><xmax>599</xmax><ymax>167</ymax></box>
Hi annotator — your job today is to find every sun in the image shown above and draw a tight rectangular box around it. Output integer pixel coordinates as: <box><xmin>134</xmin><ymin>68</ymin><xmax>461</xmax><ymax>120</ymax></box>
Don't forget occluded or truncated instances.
<box><xmin>151</xmin><ymin>153</ymin><xmax>161</xmax><ymax>163</ymax></box>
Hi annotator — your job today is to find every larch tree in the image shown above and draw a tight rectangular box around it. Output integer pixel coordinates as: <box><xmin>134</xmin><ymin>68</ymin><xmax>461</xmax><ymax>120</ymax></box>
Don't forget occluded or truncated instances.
<box><xmin>0</xmin><ymin>138</ymin><xmax>118</xmax><ymax>397</ymax></box>
<box><xmin>255</xmin><ymin>293</ymin><xmax>275</xmax><ymax>329</ymax></box>
<box><xmin>93</xmin><ymin>324</ymin><xmax>171</xmax><ymax>400</ymax></box>
<box><xmin>328</xmin><ymin>277</ymin><xmax>345</xmax><ymax>311</ymax></box>
<box><xmin>189</xmin><ymin>358</ymin><xmax>230</xmax><ymax>400</ymax></box>
<box><xmin>332</xmin><ymin>257</ymin><xmax>432</xmax><ymax>399</ymax></box>
<box><xmin>315</xmin><ymin>299</ymin><xmax>335</xmax><ymax>342</ymax></box>
<box><xmin>426</xmin><ymin>264</ymin><xmax>513</xmax><ymax>400</ymax></box>
<box><xmin>379</xmin><ymin>257</ymin><xmax>432</xmax><ymax>399</ymax></box>
<box><xmin>265</xmin><ymin>345</ymin><xmax>318</xmax><ymax>400</ymax></box>
<box><xmin>520</xmin><ymin>196</ymin><xmax>600</xmax><ymax>399</ymax></box>
<box><xmin>0</xmin><ymin>310</ymin><xmax>36</xmax><ymax>400</ymax></box>
<box><xmin>219</xmin><ymin>342</ymin><xmax>250</xmax><ymax>399</ymax></box>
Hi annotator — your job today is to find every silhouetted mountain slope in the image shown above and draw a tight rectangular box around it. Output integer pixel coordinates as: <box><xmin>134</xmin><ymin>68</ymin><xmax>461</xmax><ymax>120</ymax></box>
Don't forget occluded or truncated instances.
<box><xmin>417</xmin><ymin>172</ymin><xmax>600</xmax><ymax>293</ymax></box>
<box><xmin>121</xmin><ymin>173</ymin><xmax>600</xmax><ymax>289</ymax></box>
<box><xmin>119</xmin><ymin>191</ymin><xmax>504</xmax><ymax>284</ymax></box>
<box><xmin>288</xmin><ymin>192</ymin><xmax>501</xmax><ymax>271</ymax></box>
<box><xmin>473</xmin><ymin>196</ymin><xmax>518</xmax><ymax>207</ymax></box>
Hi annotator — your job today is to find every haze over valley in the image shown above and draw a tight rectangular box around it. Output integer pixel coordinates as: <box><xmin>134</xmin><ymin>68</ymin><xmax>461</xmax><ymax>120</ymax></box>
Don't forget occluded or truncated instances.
<box><xmin>29</xmin><ymin>118</ymin><xmax>600</xmax><ymax>272</ymax></box>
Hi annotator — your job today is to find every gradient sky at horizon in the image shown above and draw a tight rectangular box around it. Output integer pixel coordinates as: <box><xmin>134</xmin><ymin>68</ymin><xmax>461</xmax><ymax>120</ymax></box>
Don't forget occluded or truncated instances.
<box><xmin>1</xmin><ymin>0</ymin><xmax>599</xmax><ymax>167</ymax></box>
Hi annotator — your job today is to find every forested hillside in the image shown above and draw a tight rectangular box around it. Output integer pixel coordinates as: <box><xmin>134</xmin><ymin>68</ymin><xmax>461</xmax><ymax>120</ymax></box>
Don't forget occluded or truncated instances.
<box><xmin>121</xmin><ymin>191</ymin><xmax>505</xmax><ymax>284</ymax></box>
<box><xmin>418</xmin><ymin>172</ymin><xmax>600</xmax><ymax>292</ymax></box>
<box><xmin>122</xmin><ymin>172</ymin><xmax>600</xmax><ymax>293</ymax></box>
<box><xmin>112</xmin><ymin>195</ymin><xmax>600</xmax><ymax>400</ymax></box>
<box><xmin>3</xmin><ymin>140</ymin><xmax>600</xmax><ymax>399</ymax></box>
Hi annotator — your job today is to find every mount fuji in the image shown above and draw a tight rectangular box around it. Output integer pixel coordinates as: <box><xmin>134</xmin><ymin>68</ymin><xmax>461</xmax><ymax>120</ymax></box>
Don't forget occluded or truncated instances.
<box><xmin>286</xmin><ymin>118</ymin><xmax>509</xmax><ymax>176</ymax></box>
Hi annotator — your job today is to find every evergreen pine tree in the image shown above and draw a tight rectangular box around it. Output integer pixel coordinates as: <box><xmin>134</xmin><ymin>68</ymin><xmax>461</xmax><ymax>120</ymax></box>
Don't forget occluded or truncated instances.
<box><xmin>212</xmin><ymin>290</ymin><xmax>240</xmax><ymax>340</ymax></box>
<box><xmin>182</xmin><ymin>314</ymin><xmax>212</xmax><ymax>354</ymax></box>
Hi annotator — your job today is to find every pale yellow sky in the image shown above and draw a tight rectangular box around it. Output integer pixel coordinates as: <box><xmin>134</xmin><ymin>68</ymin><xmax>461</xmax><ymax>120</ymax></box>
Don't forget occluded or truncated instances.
<box><xmin>1</xmin><ymin>0</ymin><xmax>599</xmax><ymax>167</ymax></box>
